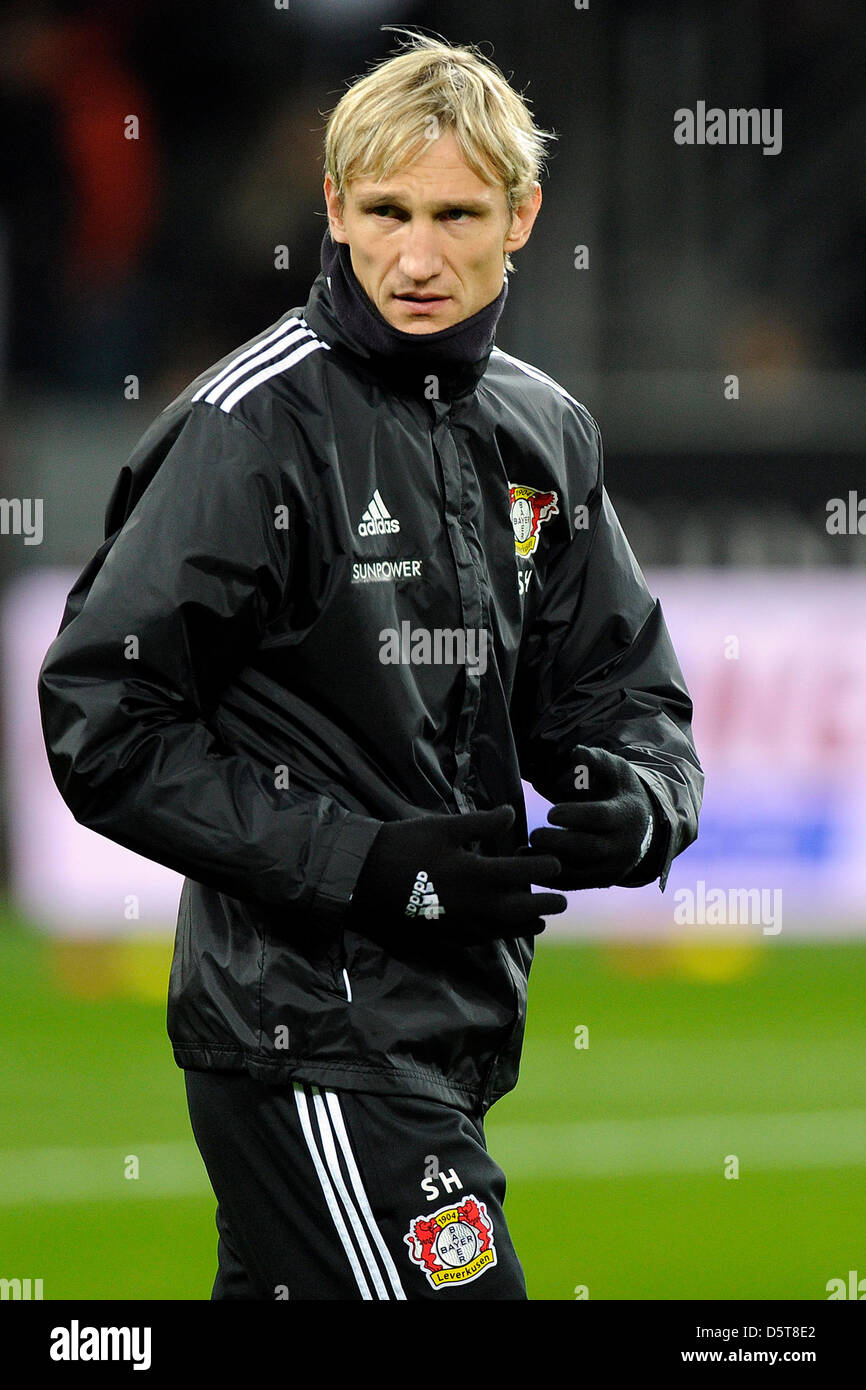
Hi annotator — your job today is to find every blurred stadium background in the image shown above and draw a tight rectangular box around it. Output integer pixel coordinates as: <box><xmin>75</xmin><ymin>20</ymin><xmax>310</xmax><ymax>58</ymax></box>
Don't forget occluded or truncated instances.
<box><xmin>1</xmin><ymin>0</ymin><xmax>865</xmax><ymax>1302</ymax></box>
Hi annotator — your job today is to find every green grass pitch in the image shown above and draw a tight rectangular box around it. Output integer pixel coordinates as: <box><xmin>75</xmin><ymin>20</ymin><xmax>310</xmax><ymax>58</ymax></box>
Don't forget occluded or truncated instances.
<box><xmin>1</xmin><ymin>900</ymin><xmax>864</xmax><ymax>1301</ymax></box>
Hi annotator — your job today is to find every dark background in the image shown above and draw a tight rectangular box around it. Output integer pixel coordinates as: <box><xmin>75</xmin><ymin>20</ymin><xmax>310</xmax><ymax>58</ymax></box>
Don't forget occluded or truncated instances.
<box><xmin>1</xmin><ymin>0</ymin><xmax>863</xmax><ymax>580</ymax></box>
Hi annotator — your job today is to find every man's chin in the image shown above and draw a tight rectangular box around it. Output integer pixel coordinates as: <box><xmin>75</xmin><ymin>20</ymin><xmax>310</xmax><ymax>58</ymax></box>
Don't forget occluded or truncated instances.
<box><xmin>394</xmin><ymin>318</ymin><xmax>455</xmax><ymax>335</ymax></box>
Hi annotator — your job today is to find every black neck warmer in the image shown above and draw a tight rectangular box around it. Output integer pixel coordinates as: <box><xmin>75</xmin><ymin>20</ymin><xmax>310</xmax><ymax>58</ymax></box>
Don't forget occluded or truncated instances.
<box><xmin>318</xmin><ymin>229</ymin><xmax>509</xmax><ymax>400</ymax></box>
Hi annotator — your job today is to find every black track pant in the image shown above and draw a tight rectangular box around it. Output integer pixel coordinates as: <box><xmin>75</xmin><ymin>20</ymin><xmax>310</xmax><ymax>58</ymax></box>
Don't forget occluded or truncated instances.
<box><xmin>184</xmin><ymin>1069</ymin><xmax>527</xmax><ymax>1301</ymax></box>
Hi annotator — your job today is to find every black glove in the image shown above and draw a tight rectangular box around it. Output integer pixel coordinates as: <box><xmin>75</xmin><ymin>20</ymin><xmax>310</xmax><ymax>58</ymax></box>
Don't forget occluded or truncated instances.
<box><xmin>346</xmin><ymin>804</ymin><xmax>567</xmax><ymax>945</ymax></box>
<box><xmin>524</xmin><ymin>745</ymin><xmax>666</xmax><ymax>890</ymax></box>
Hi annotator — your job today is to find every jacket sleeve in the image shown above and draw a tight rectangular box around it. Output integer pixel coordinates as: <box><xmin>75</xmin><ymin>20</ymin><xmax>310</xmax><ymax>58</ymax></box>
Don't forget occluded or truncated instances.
<box><xmin>37</xmin><ymin>402</ymin><xmax>382</xmax><ymax>926</ymax></box>
<box><xmin>511</xmin><ymin>409</ymin><xmax>703</xmax><ymax>890</ymax></box>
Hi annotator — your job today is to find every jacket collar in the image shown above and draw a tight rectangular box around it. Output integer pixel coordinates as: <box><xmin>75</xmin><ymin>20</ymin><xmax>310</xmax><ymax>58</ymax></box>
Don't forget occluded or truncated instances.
<box><xmin>302</xmin><ymin>229</ymin><xmax>508</xmax><ymax>402</ymax></box>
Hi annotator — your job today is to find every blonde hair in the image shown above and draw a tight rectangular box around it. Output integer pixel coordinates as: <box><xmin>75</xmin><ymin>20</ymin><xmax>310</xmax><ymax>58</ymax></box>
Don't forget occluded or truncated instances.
<box><xmin>322</xmin><ymin>29</ymin><xmax>557</xmax><ymax>272</ymax></box>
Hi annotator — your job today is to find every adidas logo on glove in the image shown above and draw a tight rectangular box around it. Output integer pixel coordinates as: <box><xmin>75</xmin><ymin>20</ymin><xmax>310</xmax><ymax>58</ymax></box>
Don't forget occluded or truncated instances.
<box><xmin>405</xmin><ymin>870</ymin><xmax>444</xmax><ymax>920</ymax></box>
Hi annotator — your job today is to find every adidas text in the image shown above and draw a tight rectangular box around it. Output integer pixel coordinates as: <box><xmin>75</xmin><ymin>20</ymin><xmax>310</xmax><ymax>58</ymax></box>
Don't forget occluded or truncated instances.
<box><xmin>405</xmin><ymin>871</ymin><xmax>445</xmax><ymax>920</ymax></box>
<box><xmin>359</xmin><ymin>488</ymin><xmax>401</xmax><ymax>536</ymax></box>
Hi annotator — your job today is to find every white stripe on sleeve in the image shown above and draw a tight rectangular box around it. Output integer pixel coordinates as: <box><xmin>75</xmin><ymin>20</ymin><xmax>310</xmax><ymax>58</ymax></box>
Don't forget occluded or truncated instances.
<box><xmin>205</xmin><ymin>325</ymin><xmax>314</xmax><ymax>406</ymax></box>
<box><xmin>191</xmin><ymin>317</ymin><xmax>305</xmax><ymax>403</ymax></box>
<box><xmin>219</xmin><ymin>339</ymin><xmax>328</xmax><ymax>413</ymax></box>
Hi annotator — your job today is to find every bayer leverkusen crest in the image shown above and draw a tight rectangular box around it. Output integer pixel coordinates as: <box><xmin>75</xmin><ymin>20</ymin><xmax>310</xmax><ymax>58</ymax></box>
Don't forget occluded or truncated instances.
<box><xmin>508</xmin><ymin>483</ymin><xmax>559</xmax><ymax>557</ymax></box>
<box><xmin>404</xmin><ymin>1195</ymin><xmax>497</xmax><ymax>1289</ymax></box>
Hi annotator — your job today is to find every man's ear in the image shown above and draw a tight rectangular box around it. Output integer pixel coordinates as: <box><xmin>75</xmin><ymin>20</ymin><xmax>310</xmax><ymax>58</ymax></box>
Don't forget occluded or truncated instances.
<box><xmin>323</xmin><ymin>176</ymin><xmax>350</xmax><ymax>244</ymax></box>
<box><xmin>504</xmin><ymin>182</ymin><xmax>542</xmax><ymax>258</ymax></box>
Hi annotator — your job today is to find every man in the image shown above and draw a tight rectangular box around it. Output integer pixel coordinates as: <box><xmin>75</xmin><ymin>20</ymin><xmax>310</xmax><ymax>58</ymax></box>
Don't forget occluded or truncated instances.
<box><xmin>38</xmin><ymin>32</ymin><xmax>703</xmax><ymax>1300</ymax></box>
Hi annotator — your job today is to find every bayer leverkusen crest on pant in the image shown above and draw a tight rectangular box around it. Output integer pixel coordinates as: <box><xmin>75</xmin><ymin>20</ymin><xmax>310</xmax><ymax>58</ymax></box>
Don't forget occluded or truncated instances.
<box><xmin>507</xmin><ymin>483</ymin><xmax>559</xmax><ymax>557</ymax></box>
<box><xmin>404</xmin><ymin>1195</ymin><xmax>498</xmax><ymax>1288</ymax></box>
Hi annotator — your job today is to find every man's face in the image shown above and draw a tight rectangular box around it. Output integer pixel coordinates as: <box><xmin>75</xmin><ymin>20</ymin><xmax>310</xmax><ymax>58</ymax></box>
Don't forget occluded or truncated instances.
<box><xmin>324</xmin><ymin>129</ymin><xmax>541</xmax><ymax>334</ymax></box>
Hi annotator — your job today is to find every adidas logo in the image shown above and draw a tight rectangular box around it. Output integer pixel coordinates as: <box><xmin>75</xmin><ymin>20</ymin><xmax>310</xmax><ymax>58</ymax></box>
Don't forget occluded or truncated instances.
<box><xmin>405</xmin><ymin>870</ymin><xmax>445</xmax><ymax>920</ymax></box>
<box><xmin>358</xmin><ymin>488</ymin><xmax>401</xmax><ymax>537</ymax></box>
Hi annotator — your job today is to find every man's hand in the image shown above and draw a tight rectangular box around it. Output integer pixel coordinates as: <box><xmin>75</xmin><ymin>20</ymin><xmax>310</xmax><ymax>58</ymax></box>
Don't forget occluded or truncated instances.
<box><xmin>347</xmin><ymin>804</ymin><xmax>567</xmax><ymax>946</ymax></box>
<box><xmin>524</xmin><ymin>745</ymin><xmax>662</xmax><ymax>889</ymax></box>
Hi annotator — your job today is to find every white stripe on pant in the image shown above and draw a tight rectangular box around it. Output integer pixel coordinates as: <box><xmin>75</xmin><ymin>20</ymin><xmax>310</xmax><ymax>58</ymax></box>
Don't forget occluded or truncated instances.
<box><xmin>293</xmin><ymin>1082</ymin><xmax>407</xmax><ymax>1300</ymax></box>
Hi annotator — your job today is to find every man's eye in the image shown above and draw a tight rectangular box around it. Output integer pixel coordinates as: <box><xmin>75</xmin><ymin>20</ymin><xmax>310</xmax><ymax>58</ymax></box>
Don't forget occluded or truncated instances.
<box><xmin>367</xmin><ymin>207</ymin><xmax>474</xmax><ymax>221</ymax></box>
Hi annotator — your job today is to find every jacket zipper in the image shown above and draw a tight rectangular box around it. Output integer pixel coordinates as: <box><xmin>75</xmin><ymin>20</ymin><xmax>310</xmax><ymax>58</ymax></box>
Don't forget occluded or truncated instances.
<box><xmin>429</xmin><ymin>403</ymin><xmax>481</xmax><ymax>814</ymax></box>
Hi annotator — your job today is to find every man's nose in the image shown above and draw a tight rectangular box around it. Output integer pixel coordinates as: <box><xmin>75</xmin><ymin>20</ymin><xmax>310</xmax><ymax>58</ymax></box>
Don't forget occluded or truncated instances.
<box><xmin>397</xmin><ymin>220</ymin><xmax>444</xmax><ymax>281</ymax></box>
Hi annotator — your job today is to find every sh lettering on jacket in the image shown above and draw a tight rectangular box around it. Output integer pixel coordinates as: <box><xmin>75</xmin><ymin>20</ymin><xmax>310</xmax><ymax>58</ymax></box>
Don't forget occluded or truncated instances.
<box><xmin>379</xmin><ymin>623</ymin><xmax>488</xmax><ymax>676</ymax></box>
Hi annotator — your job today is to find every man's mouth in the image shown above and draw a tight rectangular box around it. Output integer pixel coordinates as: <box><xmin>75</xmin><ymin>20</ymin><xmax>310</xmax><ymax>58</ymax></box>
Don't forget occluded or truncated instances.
<box><xmin>393</xmin><ymin>293</ymin><xmax>452</xmax><ymax>317</ymax></box>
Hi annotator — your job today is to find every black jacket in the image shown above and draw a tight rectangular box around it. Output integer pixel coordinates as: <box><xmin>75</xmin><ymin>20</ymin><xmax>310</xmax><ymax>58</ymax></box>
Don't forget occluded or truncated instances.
<box><xmin>37</xmin><ymin>268</ymin><xmax>704</xmax><ymax>1114</ymax></box>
